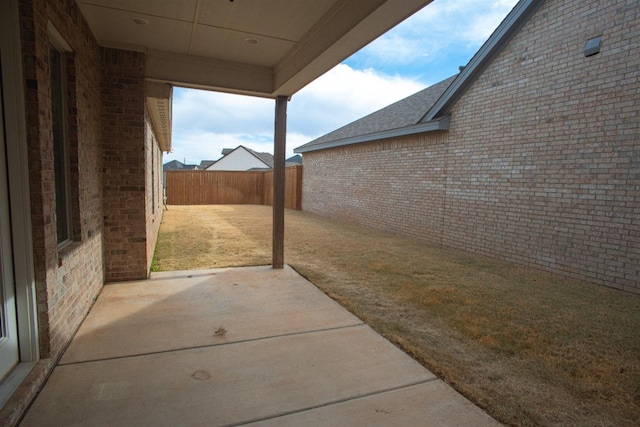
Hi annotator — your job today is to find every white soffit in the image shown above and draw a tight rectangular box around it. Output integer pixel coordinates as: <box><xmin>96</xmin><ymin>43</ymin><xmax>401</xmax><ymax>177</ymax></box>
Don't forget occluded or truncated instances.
<box><xmin>145</xmin><ymin>81</ymin><xmax>172</xmax><ymax>152</ymax></box>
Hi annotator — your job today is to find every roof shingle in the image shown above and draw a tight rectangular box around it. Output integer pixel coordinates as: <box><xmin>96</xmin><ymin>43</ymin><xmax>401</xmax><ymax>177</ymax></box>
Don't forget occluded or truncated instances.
<box><xmin>296</xmin><ymin>75</ymin><xmax>456</xmax><ymax>152</ymax></box>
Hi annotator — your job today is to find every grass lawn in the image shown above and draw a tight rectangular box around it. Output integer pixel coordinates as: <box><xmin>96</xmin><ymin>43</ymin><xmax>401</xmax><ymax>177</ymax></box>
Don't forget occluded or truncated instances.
<box><xmin>153</xmin><ymin>205</ymin><xmax>640</xmax><ymax>426</ymax></box>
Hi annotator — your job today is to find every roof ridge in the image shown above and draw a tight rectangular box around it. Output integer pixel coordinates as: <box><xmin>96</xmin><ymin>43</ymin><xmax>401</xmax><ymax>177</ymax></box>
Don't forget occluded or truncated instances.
<box><xmin>295</xmin><ymin>75</ymin><xmax>456</xmax><ymax>152</ymax></box>
<box><xmin>422</xmin><ymin>0</ymin><xmax>545</xmax><ymax>121</ymax></box>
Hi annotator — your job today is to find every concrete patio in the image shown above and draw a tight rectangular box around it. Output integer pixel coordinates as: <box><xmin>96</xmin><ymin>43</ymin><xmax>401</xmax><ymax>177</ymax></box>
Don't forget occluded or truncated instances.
<box><xmin>20</xmin><ymin>265</ymin><xmax>499</xmax><ymax>426</ymax></box>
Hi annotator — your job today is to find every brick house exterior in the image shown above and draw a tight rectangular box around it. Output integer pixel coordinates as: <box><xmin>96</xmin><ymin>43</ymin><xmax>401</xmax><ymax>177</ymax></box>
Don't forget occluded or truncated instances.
<box><xmin>297</xmin><ymin>0</ymin><xmax>639</xmax><ymax>294</ymax></box>
<box><xmin>2</xmin><ymin>0</ymin><xmax>434</xmax><ymax>422</ymax></box>
<box><xmin>0</xmin><ymin>0</ymin><xmax>165</xmax><ymax>423</ymax></box>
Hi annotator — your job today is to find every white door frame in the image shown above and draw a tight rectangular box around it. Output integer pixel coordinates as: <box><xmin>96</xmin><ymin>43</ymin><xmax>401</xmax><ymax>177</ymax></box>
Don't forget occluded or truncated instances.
<box><xmin>0</xmin><ymin>0</ymin><xmax>40</xmax><ymax>406</ymax></box>
<box><xmin>0</xmin><ymin>45</ymin><xmax>20</xmax><ymax>380</ymax></box>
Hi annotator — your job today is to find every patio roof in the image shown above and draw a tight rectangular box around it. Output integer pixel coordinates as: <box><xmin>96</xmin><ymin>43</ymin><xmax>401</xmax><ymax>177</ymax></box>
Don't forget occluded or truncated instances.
<box><xmin>77</xmin><ymin>0</ymin><xmax>433</xmax><ymax>98</ymax></box>
<box><xmin>77</xmin><ymin>0</ymin><xmax>433</xmax><ymax>155</ymax></box>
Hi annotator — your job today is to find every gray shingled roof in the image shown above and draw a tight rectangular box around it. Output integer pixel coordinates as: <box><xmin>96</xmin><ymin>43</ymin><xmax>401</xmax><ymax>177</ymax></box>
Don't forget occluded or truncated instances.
<box><xmin>198</xmin><ymin>160</ymin><xmax>216</xmax><ymax>170</ymax></box>
<box><xmin>245</xmin><ymin>147</ymin><xmax>274</xmax><ymax>168</ymax></box>
<box><xmin>163</xmin><ymin>160</ymin><xmax>197</xmax><ymax>170</ymax></box>
<box><xmin>286</xmin><ymin>154</ymin><xmax>302</xmax><ymax>164</ymax></box>
<box><xmin>296</xmin><ymin>75</ymin><xmax>456</xmax><ymax>152</ymax></box>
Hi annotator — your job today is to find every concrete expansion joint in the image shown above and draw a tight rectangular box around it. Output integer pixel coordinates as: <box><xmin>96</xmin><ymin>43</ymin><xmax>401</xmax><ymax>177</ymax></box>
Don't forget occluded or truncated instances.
<box><xmin>149</xmin><ymin>271</ymin><xmax>223</xmax><ymax>281</ymax></box>
<box><xmin>58</xmin><ymin>323</ymin><xmax>366</xmax><ymax>367</ymax></box>
<box><xmin>227</xmin><ymin>379</ymin><xmax>440</xmax><ymax>427</ymax></box>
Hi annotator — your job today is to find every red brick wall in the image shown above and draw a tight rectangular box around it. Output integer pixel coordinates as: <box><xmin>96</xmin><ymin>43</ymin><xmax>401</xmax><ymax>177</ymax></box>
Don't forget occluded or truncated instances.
<box><xmin>101</xmin><ymin>48</ymin><xmax>148</xmax><ymax>281</ymax></box>
<box><xmin>302</xmin><ymin>0</ymin><xmax>640</xmax><ymax>293</ymax></box>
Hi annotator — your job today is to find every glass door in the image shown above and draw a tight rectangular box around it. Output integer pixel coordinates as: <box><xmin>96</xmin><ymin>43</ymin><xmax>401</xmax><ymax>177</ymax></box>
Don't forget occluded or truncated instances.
<box><xmin>0</xmin><ymin>60</ymin><xmax>19</xmax><ymax>380</ymax></box>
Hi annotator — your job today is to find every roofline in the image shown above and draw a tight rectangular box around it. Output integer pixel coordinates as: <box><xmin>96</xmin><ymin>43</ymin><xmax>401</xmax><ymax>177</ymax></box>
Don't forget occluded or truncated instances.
<box><xmin>295</xmin><ymin>0</ymin><xmax>546</xmax><ymax>155</ymax></box>
<box><xmin>421</xmin><ymin>0</ymin><xmax>546</xmax><ymax>122</ymax></box>
<box><xmin>294</xmin><ymin>115</ymin><xmax>449</xmax><ymax>154</ymax></box>
<box><xmin>244</xmin><ymin>146</ymin><xmax>273</xmax><ymax>167</ymax></box>
<box><xmin>220</xmin><ymin>145</ymin><xmax>272</xmax><ymax>168</ymax></box>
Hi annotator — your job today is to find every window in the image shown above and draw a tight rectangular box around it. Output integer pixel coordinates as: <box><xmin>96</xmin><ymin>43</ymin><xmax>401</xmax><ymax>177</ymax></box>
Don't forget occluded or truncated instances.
<box><xmin>151</xmin><ymin>135</ymin><xmax>155</xmax><ymax>214</ymax></box>
<box><xmin>49</xmin><ymin>45</ymin><xmax>72</xmax><ymax>247</ymax></box>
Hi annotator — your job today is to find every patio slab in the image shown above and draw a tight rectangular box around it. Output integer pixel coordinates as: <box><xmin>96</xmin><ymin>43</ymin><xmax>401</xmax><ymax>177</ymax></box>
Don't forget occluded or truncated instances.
<box><xmin>61</xmin><ymin>265</ymin><xmax>361</xmax><ymax>364</ymax></box>
<box><xmin>245</xmin><ymin>381</ymin><xmax>498</xmax><ymax>427</ymax></box>
<box><xmin>21</xmin><ymin>265</ymin><xmax>499</xmax><ymax>426</ymax></box>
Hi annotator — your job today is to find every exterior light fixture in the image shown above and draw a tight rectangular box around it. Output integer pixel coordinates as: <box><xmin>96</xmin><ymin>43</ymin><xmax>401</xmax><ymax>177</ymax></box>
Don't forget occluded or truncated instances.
<box><xmin>132</xmin><ymin>17</ymin><xmax>149</xmax><ymax>25</ymax></box>
<box><xmin>245</xmin><ymin>37</ymin><xmax>259</xmax><ymax>45</ymax></box>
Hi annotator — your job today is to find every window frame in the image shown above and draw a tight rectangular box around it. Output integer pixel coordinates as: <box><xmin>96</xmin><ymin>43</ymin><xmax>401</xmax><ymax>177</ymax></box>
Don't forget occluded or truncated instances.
<box><xmin>49</xmin><ymin>25</ymin><xmax>73</xmax><ymax>249</ymax></box>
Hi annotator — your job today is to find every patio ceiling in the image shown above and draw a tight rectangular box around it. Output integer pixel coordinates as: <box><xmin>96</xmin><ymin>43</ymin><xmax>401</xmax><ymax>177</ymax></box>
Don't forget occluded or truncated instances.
<box><xmin>76</xmin><ymin>0</ymin><xmax>433</xmax><ymax>98</ymax></box>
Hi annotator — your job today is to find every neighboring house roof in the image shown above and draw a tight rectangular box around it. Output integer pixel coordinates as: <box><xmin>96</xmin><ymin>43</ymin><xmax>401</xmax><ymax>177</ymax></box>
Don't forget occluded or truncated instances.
<box><xmin>205</xmin><ymin>145</ymin><xmax>273</xmax><ymax>170</ymax></box>
<box><xmin>163</xmin><ymin>160</ymin><xmax>197</xmax><ymax>171</ymax></box>
<box><xmin>286</xmin><ymin>154</ymin><xmax>302</xmax><ymax>165</ymax></box>
<box><xmin>245</xmin><ymin>147</ymin><xmax>274</xmax><ymax>168</ymax></box>
<box><xmin>198</xmin><ymin>160</ymin><xmax>216</xmax><ymax>170</ymax></box>
<box><xmin>295</xmin><ymin>0</ymin><xmax>545</xmax><ymax>154</ymax></box>
<box><xmin>221</xmin><ymin>146</ymin><xmax>273</xmax><ymax>168</ymax></box>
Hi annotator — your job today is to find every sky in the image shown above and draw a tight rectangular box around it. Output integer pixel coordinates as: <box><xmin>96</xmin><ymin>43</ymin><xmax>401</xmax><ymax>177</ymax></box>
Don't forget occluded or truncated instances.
<box><xmin>166</xmin><ymin>0</ymin><xmax>519</xmax><ymax>166</ymax></box>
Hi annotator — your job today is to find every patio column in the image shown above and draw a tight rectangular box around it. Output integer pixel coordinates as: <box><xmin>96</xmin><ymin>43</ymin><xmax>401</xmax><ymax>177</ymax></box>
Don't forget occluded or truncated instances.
<box><xmin>272</xmin><ymin>95</ymin><xmax>287</xmax><ymax>268</ymax></box>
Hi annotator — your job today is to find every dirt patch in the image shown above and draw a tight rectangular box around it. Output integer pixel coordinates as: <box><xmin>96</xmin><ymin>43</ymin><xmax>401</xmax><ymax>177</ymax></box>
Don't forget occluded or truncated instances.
<box><xmin>154</xmin><ymin>205</ymin><xmax>640</xmax><ymax>426</ymax></box>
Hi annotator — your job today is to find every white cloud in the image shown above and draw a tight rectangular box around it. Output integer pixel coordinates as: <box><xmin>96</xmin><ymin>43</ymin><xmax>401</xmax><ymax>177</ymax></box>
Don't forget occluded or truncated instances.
<box><xmin>354</xmin><ymin>0</ymin><xmax>518</xmax><ymax>65</ymax></box>
<box><xmin>167</xmin><ymin>65</ymin><xmax>423</xmax><ymax>163</ymax></box>
<box><xmin>289</xmin><ymin>64</ymin><xmax>423</xmax><ymax>139</ymax></box>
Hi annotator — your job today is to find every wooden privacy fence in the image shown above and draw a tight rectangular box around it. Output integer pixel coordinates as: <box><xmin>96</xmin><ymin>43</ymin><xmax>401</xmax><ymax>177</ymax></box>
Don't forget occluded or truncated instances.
<box><xmin>165</xmin><ymin>165</ymin><xmax>302</xmax><ymax>210</ymax></box>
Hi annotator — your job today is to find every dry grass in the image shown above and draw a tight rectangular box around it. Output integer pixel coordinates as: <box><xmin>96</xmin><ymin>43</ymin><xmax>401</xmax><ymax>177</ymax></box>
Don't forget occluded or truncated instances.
<box><xmin>153</xmin><ymin>205</ymin><xmax>640</xmax><ymax>426</ymax></box>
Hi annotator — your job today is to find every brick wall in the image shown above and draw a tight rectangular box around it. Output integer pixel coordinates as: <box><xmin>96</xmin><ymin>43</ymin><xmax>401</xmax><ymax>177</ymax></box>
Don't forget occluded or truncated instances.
<box><xmin>443</xmin><ymin>0</ymin><xmax>639</xmax><ymax>292</ymax></box>
<box><xmin>145</xmin><ymin>112</ymin><xmax>164</xmax><ymax>270</ymax></box>
<box><xmin>302</xmin><ymin>0</ymin><xmax>640</xmax><ymax>293</ymax></box>
<box><xmin>4</xmin><ymin>0</ymin><xmax>164</xmax><ymax>423</ymax></box>
<box><xmin>101</xmin><ymin>48</ymin><xmax>149</xmax><ymax>281</ymax></box>
<box><xmin>303</xmin><ymin>134</ymin><xmax>449</xmax><ymax>242</ymax></box>
<box><xmin>20</xmin><ymin>0</ymin><xmax>105</xmax><ymax>362</ymax></box>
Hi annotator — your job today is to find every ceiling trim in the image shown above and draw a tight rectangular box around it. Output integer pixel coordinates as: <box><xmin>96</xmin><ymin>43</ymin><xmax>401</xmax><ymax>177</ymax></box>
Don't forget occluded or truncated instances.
<box><xmin>145</xmin><ymin>49</ymin><xmax>274</xmax><ymax>98</ymax></box>
<box><xmin>77</xmin><ymin>0</ymin><xmax>434</xmax><ymax>98</ymax></box>
<box><xmin>274</xmin><ymin>0</ymin><xmax>432</xmax><ymax>96</ymax></box>
<box><xmin>274</xmin><ymin>0</ymin><xmax>385</xmax><ymax>94</ymax></box>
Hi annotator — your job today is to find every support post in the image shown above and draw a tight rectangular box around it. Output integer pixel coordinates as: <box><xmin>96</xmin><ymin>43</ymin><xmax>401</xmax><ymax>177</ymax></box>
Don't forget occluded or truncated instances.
<box><xmin>272</xmin><ymin>95</ymin><xmax>287</xmax><ymax>268</ymax></box>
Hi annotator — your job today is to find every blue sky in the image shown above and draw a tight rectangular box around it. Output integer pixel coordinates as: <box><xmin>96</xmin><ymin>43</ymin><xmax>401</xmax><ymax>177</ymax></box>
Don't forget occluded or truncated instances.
<box><xmin>166</xmin><ymin>0</ymin><xmax>518</xmax><ymax>165</ymax></box>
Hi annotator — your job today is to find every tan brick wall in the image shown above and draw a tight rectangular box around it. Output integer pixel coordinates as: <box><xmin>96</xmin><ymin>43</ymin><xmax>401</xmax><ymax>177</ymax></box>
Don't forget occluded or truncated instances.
<box><xmin>8</xmin><ymin>0</ymin><xmax>165</xmax><ymax>423</ymax></box>
<box><xmin>20</xmin><ymin>0</ymin><xmax>105</xmax><ymax>360</ymax></box>
<box><xmin>145</xmin><ymin>112</ymin><xmax>164</xmax><ymax>271</ymax></box>
<box><xmin>302</xmin><ymin>0</ymin><xmax>640</xmax><ymax>293</ymax></box>
<box><xmin>303</xmin><ymin>133</ymin><xmax>449</xmax><ymax>242</ymax></box>
<box><xmin>101</xmin><ymin>48</ymin><xmax>149</xmax><ymax>281</ymax></box>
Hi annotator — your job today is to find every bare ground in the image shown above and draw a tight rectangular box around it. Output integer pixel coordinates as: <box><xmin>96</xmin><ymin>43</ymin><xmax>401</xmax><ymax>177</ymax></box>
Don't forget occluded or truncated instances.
<box><xmin>153</xmin><ymin>205</ymin><xmax>640</xmax><ymax>426</ymax></box>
